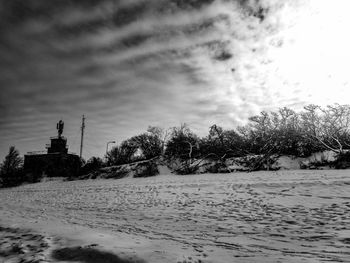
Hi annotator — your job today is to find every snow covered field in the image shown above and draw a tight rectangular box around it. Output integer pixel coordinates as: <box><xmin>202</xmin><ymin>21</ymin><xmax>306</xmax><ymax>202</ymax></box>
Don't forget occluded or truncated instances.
<box><xmin>1</xmin><ymin>170</ymin><xmax>350</xmax><ymax>263</ymax></box>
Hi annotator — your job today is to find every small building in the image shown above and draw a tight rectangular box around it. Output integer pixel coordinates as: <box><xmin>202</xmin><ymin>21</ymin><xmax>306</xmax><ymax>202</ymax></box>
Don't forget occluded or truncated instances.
<box><xmin>24</xmin><ymin>120</ymin><xmax>81</xmax><ymax>180</ymax></box>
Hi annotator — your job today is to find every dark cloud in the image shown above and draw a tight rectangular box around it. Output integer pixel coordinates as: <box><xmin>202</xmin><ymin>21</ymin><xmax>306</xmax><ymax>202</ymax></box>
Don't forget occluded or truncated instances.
<box><xmin>112</xmin><ymin>1</ymin><xmax>150</xmax><ymax>26</ymax></box>
<box><xmin>165</xmin><ymin>0</ymin><xmax>215</xmax><ymax>11</ymax></box>
<box><xmin>235</xmin><ymin>0</ymin><xmax>271</xmax><ymax>19</ymax></box>
<box><xmin>214</xmin><ymin>50</ymin><xmax>233</xmax><ymax>61</ymax></box>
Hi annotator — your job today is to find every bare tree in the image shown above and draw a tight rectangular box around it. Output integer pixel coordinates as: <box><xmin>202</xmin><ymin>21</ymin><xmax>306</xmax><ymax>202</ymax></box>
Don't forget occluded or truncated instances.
<box><xmin>165</xmin><ymin>123</ymin><xmax>199</xmax><ymax>160</ymax></box>
<box><xmin>300</xmin><ymin>104</ymin><xmax>350</xmax><ymax>154</ymax></box>
<box><xmin>147</xmin><ymin>126</ymin><xmax>171</xmax><ymax>156</ymax></box>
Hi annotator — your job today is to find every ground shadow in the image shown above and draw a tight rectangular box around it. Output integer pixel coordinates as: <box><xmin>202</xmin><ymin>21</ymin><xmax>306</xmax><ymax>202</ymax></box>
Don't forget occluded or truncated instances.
<box><xmin>51</xmin><ymin>246</ymin><xmax>146</xmax><ymax>263</ymax></box>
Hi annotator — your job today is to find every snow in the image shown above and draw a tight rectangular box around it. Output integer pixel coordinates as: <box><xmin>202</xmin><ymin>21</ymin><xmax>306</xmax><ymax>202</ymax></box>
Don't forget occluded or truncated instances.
<box><xmin>0</xmin><ymin>170</ymin><xmax>350</xmax><ymax>262</ymax></box>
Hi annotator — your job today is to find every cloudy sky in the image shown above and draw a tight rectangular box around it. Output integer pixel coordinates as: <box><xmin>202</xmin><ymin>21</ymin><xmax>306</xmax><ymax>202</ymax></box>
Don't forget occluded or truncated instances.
<box><xmin>1</xmin><ymin>0</ymin><xmax>349</xmax><ymax>160</ymax></box>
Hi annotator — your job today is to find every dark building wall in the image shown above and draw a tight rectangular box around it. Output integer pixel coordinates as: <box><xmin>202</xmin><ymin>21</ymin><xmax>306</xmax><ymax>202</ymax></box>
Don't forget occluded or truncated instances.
<box><xmin>24</xmin><ymin>153</ymin><xmax>80</xmax><ymax>180</ymax></box>
<box><xmin>47</xmin><ymin>137</ymin><xmax>68</xmax><ymax>154</ymax></box>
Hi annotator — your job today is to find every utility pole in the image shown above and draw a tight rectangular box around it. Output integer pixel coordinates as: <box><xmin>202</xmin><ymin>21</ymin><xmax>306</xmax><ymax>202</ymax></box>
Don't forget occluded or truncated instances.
<box><xmin>106</xmin><ymin>141</ymin><xmax>116</xmax><ymax>155</ymax></box>
<box><xmin>80</xmin><ymin>115</ymin><xmax>85</xmax><ymax>159</ymax></box>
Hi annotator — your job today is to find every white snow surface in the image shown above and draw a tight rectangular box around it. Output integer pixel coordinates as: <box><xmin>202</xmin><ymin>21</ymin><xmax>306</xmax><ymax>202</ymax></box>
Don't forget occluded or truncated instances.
<box><xmin>1</xmin><ymin>170</ymin><xmax>350</xmax><ymax>263</ymax></box>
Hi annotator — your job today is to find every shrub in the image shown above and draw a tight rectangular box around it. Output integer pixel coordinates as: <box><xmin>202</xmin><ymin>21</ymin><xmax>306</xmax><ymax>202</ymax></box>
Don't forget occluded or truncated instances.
<box><xmin>165</xmin><ymin>124</ymin><xmax>200</xmax><ymax>161</ymax></box>
<box><xmin>80</xmin><ymin>157</ymin><xmax>104</xmax><ymax>175</ymax></box>
<box><xmin>332</xmin><ymin>151</ymin><xmax>350</xmax><ymax>169</ymax></box>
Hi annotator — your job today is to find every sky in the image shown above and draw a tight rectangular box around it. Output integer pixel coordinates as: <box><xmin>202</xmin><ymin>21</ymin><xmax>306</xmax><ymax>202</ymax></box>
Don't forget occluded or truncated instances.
<box><xmin>1</xmin><ymin>0</ymin><xmax>350</xmax><ymax>161</ymax></box>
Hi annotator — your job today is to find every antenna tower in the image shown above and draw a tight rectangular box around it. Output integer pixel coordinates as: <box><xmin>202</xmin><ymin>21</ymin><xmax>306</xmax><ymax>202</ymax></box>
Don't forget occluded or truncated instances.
<box><xmin>79</xmin><ymin>115</ymin><xmax>85</xmax><ymax>159</ymax></box>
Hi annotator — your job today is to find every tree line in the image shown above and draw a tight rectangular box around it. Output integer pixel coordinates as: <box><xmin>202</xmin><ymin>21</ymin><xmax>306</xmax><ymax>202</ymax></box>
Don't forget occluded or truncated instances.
<box><xmin>101</xmin><ymin>104</ymin><xmax>350</xmax><ymax>170</ymax></box>
<box><xmin>2</xmin><ymin>104</ymin><xmax>350</xmax><ymax>187</ymax></box>
<box><xmin>105</xmin><ymin>104</ymin><xmax>348</xmax><ymax>159</ymax></box>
